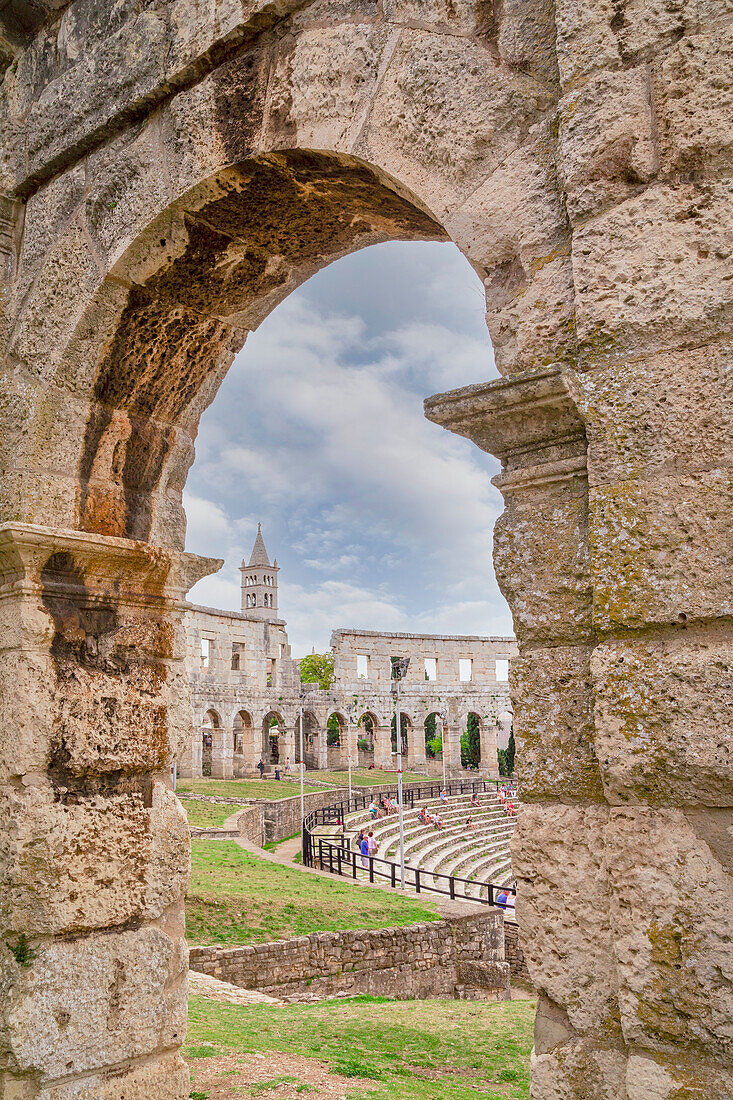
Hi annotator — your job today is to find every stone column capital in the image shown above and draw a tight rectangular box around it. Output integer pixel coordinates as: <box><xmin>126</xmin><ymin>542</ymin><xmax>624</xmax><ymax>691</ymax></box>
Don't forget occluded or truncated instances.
<box><xmin>0</xmin><ymin>522</ymin><xmax>221</xmax><ymax>607</ymax></box>
<box><xmin>424</xmin><ymin>365</ymin><xmax>587</xmax><ymax>493</ymax></box>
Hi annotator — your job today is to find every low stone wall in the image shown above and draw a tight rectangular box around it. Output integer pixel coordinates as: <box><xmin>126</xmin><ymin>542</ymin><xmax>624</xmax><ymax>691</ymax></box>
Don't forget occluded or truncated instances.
<box><xmin>190</xmin><ymin>912</ymin><xmax>510</xmax><ymax>1003</ymax></box>
<box><xmin>235</xmin><ymin>804</ymin><xmax>266</xmax><ymax>847</ymax></box>
<box><xmin>504</xmin><ymin>922</ymin><xmax>532</xmax><ymax>987</ymax></box>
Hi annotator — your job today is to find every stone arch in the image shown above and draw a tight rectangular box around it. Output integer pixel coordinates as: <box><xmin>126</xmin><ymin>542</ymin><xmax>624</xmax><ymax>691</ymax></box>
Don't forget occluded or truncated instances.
<box><xmin>201</xmin><ymin>708</ymin><xmax>221</xmax><ymax>778</ymax></box>
<box><xmin>261</xmin><ymin>709</ymin><xmax>285</xmax><ymax>766</ymax></box>
<box><xmin>2</xmin><ymin>3</ymin><xmax>729</xmax><ymax>1097</ymax></box>
<box><xmin>232</xmin><ymin>709</ymin><xmax>253</xmax><ymax>775</ymax></box>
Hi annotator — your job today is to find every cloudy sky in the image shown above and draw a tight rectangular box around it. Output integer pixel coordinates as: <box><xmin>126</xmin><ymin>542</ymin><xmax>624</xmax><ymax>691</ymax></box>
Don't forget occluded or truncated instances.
<box><xmin>184</xmin><ymin>240</ymin><xmax>513</xmax><ymax>655</ymax></box>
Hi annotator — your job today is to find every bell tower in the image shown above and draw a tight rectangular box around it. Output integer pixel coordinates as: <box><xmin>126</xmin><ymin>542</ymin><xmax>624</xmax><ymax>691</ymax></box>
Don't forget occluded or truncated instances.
<box><xmin>240</xmin><ymin>523</ymin><xmax>279</xmax><ymax>621</ymax></box>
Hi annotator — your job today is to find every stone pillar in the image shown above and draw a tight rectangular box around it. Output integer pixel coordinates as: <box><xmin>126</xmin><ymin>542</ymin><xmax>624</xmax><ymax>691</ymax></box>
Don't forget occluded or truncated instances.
<box><xmin>317</xmin><ymin>723</ymin><xmax>329</xmax><ymax>770</ymax></box>
<box><xmin>426</xmin><ymin>368</ymin><xmax>620</xmax><ymax>1093</ymax></box>
<box><xmin>211</xmin><ymin>726</ymin><xmax>234</xmax><ymax>779</ymax></box>
<box><xmin>407</xmin><ymin>717</ymin><xmax>427</xmax><ymax>770</ymax></box>
<box><xmin>0</xmin><ymin>523</ymin><xmax>218</xmax><ymax>1099</ymax></box>
<box><xmin>478</xmin><ymin>718</ymin><xmax>499</xmax><ymax>779</ymax></box>
<box><xmin>442</xmin><ymin>724</ymin><xmax>462</xmax><ymax>780</ymax></box>
<box><xmin>283</xmin><ymin>724</ymin><xmax>296</xmax><ymax>769</ymax></box>
<box><xmin>373</xmin><ymin>720</ymin><xmax>392</xmax><ymax>770</ymax></box>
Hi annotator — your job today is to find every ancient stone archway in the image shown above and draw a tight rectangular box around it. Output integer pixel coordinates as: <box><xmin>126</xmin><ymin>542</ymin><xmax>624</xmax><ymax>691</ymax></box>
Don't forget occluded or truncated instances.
<box><xmin>1</xmin><ymin>2</ymin><xmax>731</xmax><ymax>1098</ymax></box>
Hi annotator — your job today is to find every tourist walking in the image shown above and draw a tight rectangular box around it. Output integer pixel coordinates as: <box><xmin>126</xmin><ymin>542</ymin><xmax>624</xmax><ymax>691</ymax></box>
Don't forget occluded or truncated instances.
<box><xmin>360</xmin><ymin>833</ymin><xmax>370</xmax><ymax>869</ymax></box>
<box><xmin>257</xmin><ymin>758</ymin><xmax>265</xmax><ymax>778</ymax></box>
<box><xmin>285</xmin><ymin>757</ymin><xmax>291</xmax><ymax>775</ymax></box>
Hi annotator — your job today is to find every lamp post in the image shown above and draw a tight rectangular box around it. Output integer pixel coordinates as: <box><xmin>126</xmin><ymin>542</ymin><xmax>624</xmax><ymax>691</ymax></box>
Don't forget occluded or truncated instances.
<box><xmin>299</xmin><ymin>705</ymin><xmax>305</xmax><ymax>838</ymax></box>
<box><xmin>345</xmin><ymin>703</ymin><xmax>354</xmax><ymax>804</ymax></box>
<box><xmin>391</xmin><ymin>656</ymin><xmax>410</xmax><ymax>890</ymax></box>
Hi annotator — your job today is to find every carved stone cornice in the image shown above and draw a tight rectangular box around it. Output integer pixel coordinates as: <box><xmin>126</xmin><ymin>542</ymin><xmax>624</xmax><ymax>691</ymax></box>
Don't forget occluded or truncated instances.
<box><xmin>0</xmin><ymin>523</ymin><xmax>221</xmax><ymax>607</ymax></box>
<box><xmin>424</xmin><ymin>365</ymin><xmax>588</xmax><ymax>490</ymax></box>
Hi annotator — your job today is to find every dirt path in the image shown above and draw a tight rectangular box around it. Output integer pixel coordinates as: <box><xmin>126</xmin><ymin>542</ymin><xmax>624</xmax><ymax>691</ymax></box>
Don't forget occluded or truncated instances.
<box><xmin>188</xmin><ymin>1051</ymin><xmax>371</xmax><ymax>1100</ymax></box>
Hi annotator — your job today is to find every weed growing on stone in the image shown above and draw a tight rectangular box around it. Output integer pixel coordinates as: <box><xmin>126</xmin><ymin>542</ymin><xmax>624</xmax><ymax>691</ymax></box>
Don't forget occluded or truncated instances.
<box><xmin>6</xmin><ymin>934</ymin><xmax>36</xmax><ymax>967</ymax></box>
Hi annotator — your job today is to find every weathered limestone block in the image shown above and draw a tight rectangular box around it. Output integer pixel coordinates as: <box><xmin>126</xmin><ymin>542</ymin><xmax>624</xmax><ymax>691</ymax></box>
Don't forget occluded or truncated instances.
<box><xmin>9</xmin><ymin>219</ymin><xmax>103</xmax><ymax>384</ymax></box>
<box><xmin>554</xmin><ymin>0</ymin><xmax>725</xmax><ymax>84</ymax></box>
<box><xmin>493</xmin><ymin>488</ymin><xmax>592</xmax><ymax>645</ymax></box>
<box><xmin>446</xmin><ymin>119</ymin><xmax>567</xmax><ymax>266</ymax></box>
<box><xmin>592</xmin><ymin>632</ymin><xmax>733</xmax><ymax>805</ymax></box>
<box><xmin>530</xmin><ymin>1041</ymin><xmax>627</xmax><ymax>1099</ymax></box>
<box><xmin>485</xmin><ymin>250</ymin><xmax>577</xmax><ymax>375</ymax></box>
<box><xmin>14</xmin><ymin>164</ymin><xmax>86</xmax><ymax>310</ymax></box>
<box><xmin>384</xmin><ymin>0</ymin><xmax>559</xmax><ymax>87</ymax></box>
<box><xmin>553</xmin><ymin>0</ymin><xmax>621</xmax><ymax>84</ymax></box>
<box><xmin>358</xmin><ymin>30</ymin><xmax>554</xmax><ymax>216</ymax></box>
<box><xmin>577</xmin><ymin>342</ymin><xmax>733</xmax><ymax>486</ymax></box>
<box><xmin>512</xmin><ymin>803</ymin><xmax>621</xmax><ymax>1038</ymax></box>
<box><xmin>11</xmin><ymin>0</ymin><xmax>310</xmax><ymax>189</ymax></box>
<box><xmin>590</xmin><ymin>469</ymin><xmax>733</xmax><ymax>631</ymax></box>
<box><xmin>654</xmin><ymin>24</ymin><xmax>733</xmax><ymax>172</ymax></box>
<box><xmin>0</xmin><ymin>784</ymin><xmax>189</xmax><ymax>934</ymax></box>
<box><xmin>558</xmin><ymin>65</ymin><xmax>656</xmax><ymax>224</ymax></box>
<box><xmin>267</xmin><ymin>23</ymin><xmax>396</xmax><ymax>152</ymax></box>
<box><xmin>160</xmin><ymin>46</ymin><xmax>270</xmax><ymax>197</ymax></box>
<box><xmin>605</xmin><ymin>808</ymin><xmax>733</xmax><ymax>1061</ymax></box>
<box><xmin>19</xmin><ymin>1053</ymin><xmax>191</xmax><ymax>1099</ymax></box>
<box><xmin>0</xmin><ymin>927</ymin><xmax>187</xmax><ymax>1079</ymax></box>
<box><xmin>573</xmin><ymin>178</ymin><xmax>733</xmax><ymax>361</ymax></box>
<box><xmin>625</xmin><ymin>1051</ymin><xmax>733</xmax><ymax>1100</ymax></box>
<box><xmin>84</xmin><ymin>119</ymin><xmax>172</xmax><ymax>271</ymax></box>
<box><xmin>512</xmin><ymin>645</ymin><xmax>603</xmax><ymax>802</ymax></box>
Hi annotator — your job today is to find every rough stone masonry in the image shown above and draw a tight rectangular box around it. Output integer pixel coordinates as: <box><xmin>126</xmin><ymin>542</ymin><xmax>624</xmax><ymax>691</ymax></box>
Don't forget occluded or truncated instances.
<box><xmin>0</xmin><ymin>0</ymin><xmax>731</xmax><ymax>1098</ymax></box>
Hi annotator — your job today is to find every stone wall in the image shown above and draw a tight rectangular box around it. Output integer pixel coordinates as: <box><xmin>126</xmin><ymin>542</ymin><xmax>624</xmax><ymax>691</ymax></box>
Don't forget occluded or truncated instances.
<box><xmin>190</xmin><ymin>912</ymin><xmax>510</xmax><ymax>1003</ymax></box>
<box><xmin>503</xmin><ymin>923</ymin><xmax>532</xmax><ymax>988</ymax></box>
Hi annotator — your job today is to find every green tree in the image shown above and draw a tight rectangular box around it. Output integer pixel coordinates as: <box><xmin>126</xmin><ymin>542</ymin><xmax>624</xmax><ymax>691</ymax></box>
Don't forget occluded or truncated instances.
<box><xmin>460</xmin><ymin>713</ymin><xmax>481</xmax><ymax>769</ymax></box>
<box><xmin>326</xmin><ymin>714</ymin><xmax>341</xmax><ymax>746</ymax></box>
<box><xmin>299</xmin><ymin>651</ymin><xmax>334</xmax><ymax>689</ymax></box>
<box><xmin>505</xmin><ymin>729</ymin><xmax>516</xmax><ymax>775</ymax></box>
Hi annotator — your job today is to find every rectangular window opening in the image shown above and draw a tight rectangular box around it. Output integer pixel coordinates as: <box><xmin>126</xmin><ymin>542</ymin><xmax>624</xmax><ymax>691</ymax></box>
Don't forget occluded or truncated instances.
<box><xmin>459</xmin><ymin>658</ymin><xmax>472</xmax><ymax>682</ymax></box>
<box><xmin>356</xmin><ymin>654</ymin><xmax>369</xmax><ymax>679</ymax></box>
<box><xmin>495</xmin><ymin>659</ymin><xmax>509</xmax><ymax>682</ymax></box>
<box><xmin>200</xmin><ymin>637</ymin><xmax>211</xmax><ymax>669</ymax></box>
<box><xmin>424</xmin><ymin>657</ymin><xmax>437</xmax><ymax>682</ymax></box>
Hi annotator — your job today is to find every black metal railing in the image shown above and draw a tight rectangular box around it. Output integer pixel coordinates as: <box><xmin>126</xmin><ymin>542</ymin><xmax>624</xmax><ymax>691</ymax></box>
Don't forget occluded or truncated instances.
<box><xmin>301</xmin><ymin>777</ymin><xmax>518</xmax><ymax>917</ymax></box>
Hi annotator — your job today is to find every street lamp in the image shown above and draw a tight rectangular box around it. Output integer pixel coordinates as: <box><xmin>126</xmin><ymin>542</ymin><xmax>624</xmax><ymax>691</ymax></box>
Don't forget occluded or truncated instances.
<box><xmin>345</xmin><ymin>702</ymin><xmax>355</xmax><ymax>804</ymax></box>
<box><xmin>391</xmin><ymin>656</ymin><xmax>410</xmax><ymax>890</ymax></box>
<box><xmin>299</xmin><ymin>705</ymin><xmax>305</xmax><ymax>840</ymax></box>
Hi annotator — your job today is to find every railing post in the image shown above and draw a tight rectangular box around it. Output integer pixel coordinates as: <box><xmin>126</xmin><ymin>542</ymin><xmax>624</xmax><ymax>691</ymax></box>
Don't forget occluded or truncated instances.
<box><xmin>329</xmin><ymin>845</ymin><xmax>333</xmax><ymax>874</ymax></box>
<box><xmin>391</xmin><ymin>863</ymin><xmax>396</xmax><ymax>889</ymax></box>
<box><xmin>488</xmin><ymin>884</ymin><xmax>494</xmax><ymax>907</ymax></box>
<box><xmin>318</xmin><ymin>838</ymin><xmax>323</xmax><ymax>869</ymax></box>
<box><xmin>337</xmin><ymin>847</ymin><xmax>342</xmax><ymax>877</ymax></box>
<box><xmin>353</xmin><ymin>850</ymin><xmax>357</xmax><ymax>879</ymax></box>
<box><xmin>369</xmin><ymin>857</ymin><xmax>374</xmax><ymax>883</ymax></box>
<box><xmin>450</xmin><ymin>876</ymin><xmax>455</xmax><ymax>900</ymax></box>
<box><xmin>415</xmin><ymin>869</ymin><xmax>421</xmax><ymax>893</ymax></box>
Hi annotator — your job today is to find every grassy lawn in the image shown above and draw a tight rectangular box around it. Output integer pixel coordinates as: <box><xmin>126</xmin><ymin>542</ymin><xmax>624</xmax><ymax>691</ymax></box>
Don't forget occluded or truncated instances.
<box><xmin>178</xmin><ymin>779</ymin><xmax>324</xmax><ymax>800</ymax></box>
<box><xmin>186</xmin><ymin>840</ymin><xmax>440</xmax><ymax>946</ymax></box>
<box><xmin>186</xmin><ymin>994</ymin><xmax>535</xmax><ymax>1099</ymax></box>
<box><xmin>184</xmin><ymin>801</ymin><xmax>248</xmax><ymax>829</ymax></box>
<box><xmin>309</xmin><ymin>768</ymin><xmax>436</xmax><ymax>788</ymax></box>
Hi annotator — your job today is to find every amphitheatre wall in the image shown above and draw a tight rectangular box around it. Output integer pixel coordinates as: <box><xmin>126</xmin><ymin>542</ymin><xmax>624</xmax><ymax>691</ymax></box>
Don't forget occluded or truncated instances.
<box><xmin>0</xmin><ymin>0</ymin><xmax>731</xmax><ymax>1097</ymax></box>
<box><xmin>189</xmin><ymin>911</ymin><xmax>510</xmax><ymax>1003</ymax></box>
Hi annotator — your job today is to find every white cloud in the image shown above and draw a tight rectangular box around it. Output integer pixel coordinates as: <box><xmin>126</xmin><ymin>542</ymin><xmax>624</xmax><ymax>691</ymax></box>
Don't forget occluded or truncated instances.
<box><xmin>184</xmin><ymin>240</ymin><xmax>512</xmax><ymax>652</ymax></box>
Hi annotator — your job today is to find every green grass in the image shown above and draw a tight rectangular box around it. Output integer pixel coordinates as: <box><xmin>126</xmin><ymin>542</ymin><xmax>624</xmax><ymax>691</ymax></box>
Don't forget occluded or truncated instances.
<box><xmin>186</xmin><ymin>995</ymin><xmax>535</xmax><ymax>1099</ymax></box>
<box><xmin>184</xmin><ymin>800</ymin><xmax>248</xmax><ymax>829</ymax></box>
<box><xmin>309</xmin><ymin>768</ymin><xmax>435</xmax><ymax>788</ymax></box>
<box><xmin>178</xmin><ymin>778</ymin><xmax>324</xmax><ymax>800</ymax></box>
<box><xmin>186</xmin><ymin>840</ymin><xmax>440</xmax><ymax>946</ymax></box>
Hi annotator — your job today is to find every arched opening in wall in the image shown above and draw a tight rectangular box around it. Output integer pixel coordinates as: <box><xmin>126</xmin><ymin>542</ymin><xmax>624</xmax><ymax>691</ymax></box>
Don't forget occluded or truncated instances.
<box><xmin>391</xmin><ymin>712</ymin><xmax>409</xmax><ymax>757</ymax></box>
<box><xmin>262</xmin><ymin>711</ymin><xmax>285</xmax><ymax>767</ymax></box>
<box><xmin>326</xmin><ymin>712</ymin><xmax>346</xmax><ymax>768</ymax></box>
<box><xmin>201</xmin><ymin>709</ymin><xmax>220</xmax><ymax>778</ymax></box>
<box><xmin>233</xmin><ymin>710</ymin><xmax>253</xmax><ymax>777</ymax></box>
<box><xmin>497</xmin><ymin>710</ymin><xmax>515</xmax><ymax>778</ymax></box>
<box><xmin>462</xmin><ymin>712</ymin><xmax>482</xmax><ymax>771</ymax></box>
<box><xmin>45</xmin><ymin>143</ymin><xmax>529</xmax><ymax>1088</ymax></box>
<box><xmin>424</xmin><ymin>712</ymin><xmax>444</xmax><ymax>764</ymax></box>
<box><xmin>299</xmin><ymin>710</ymin><xmax>320</xmax><ymax>770</ymax></box>
<box><xmin>357</xmin><ymin>712</ymin><xmax>377</xmax><ymax>765</ymax></box>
